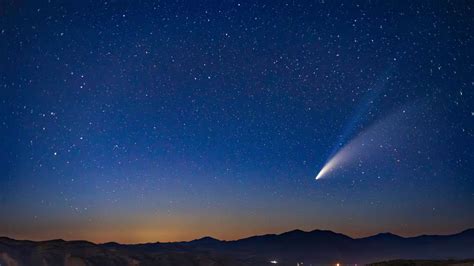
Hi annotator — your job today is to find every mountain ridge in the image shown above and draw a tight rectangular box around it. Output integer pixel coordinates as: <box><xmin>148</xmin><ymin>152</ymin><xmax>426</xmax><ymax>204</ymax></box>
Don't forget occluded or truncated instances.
<box><xmin>106</xmin><ymin>227</ymin><xmax>474</xmax><ymax>244</ymax></box>
<box><xmin>3</xmin><ymin>227</ymin><xmax>474</xmax><ymax>245</ymax></box>
<box><xmin>1</xmin><ymin>228</ymin><xmax>474</xmax><ymax>265</ymax></box>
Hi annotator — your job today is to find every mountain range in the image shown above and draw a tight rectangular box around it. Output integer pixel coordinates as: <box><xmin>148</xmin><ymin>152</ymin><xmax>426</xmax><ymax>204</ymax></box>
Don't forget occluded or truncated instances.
<box><xmin>1</xmin><ymin>228</ymin><xmax>473</xmax><ymax>265</ymax></box>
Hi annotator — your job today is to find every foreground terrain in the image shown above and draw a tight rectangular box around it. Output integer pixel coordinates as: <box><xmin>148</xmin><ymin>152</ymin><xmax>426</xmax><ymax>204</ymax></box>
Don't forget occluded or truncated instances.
<box><xmin>368</xmin><ymin>259</ymin><xmax>474</xmax><ymax>266</ymax></box>
<box><xmin>1</xmin><ymin>228</ymin><xmax>473</xmax><ymax>265</ymax></box>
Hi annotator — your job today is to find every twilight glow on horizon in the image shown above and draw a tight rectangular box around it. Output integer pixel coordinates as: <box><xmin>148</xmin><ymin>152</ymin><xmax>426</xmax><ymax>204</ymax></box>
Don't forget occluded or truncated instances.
<box><xmin>1</xmin><ymin>1</ymin><xmax>473</xmax><ymax>244</ymax></box>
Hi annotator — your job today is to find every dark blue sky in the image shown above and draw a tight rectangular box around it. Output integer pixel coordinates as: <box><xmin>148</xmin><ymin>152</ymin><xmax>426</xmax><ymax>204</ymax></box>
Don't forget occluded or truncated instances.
<box><xmin>0</xmin><ymin>0</ymin><xmax>473</xmax><ymax>243</ymax></box>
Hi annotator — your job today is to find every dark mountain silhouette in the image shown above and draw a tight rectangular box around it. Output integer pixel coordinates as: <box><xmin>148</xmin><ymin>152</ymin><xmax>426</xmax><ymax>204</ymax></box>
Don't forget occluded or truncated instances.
<box><xmin>1</xmin><ymin>228</ymin><xmax>474</xmax><ymax>265</ymax></box>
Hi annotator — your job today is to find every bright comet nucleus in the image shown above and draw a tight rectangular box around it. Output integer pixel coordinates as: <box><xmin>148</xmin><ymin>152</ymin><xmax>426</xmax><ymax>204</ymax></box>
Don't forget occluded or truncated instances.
<box><xmin>315</xmin><ymin>148</ymin><xmax>349</xmax><ymax>180</ymax></box>
<box><xmin>315</xmin><ymin>160</ymin><xmax>333</xmax><ymax>180</ymax></box>
<box><xmin>315</xmin><ymin>155</ymin><xmax>337</xmax><ymax>179</ymax></box>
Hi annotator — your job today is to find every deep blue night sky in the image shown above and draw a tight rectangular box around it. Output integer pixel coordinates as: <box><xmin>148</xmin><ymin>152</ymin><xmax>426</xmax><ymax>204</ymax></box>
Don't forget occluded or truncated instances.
<box><xmin>1</xmin><ymin>1</ymin><xmax>473</xmax><ymax>243</ymax></box>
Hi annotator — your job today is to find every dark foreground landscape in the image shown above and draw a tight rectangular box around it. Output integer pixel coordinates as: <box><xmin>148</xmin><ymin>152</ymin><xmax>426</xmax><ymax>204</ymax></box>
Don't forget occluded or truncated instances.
<box><xmin>1</xmin><ymin>228</ymin><xmax>473</xmax><ymax>266</ymax></box>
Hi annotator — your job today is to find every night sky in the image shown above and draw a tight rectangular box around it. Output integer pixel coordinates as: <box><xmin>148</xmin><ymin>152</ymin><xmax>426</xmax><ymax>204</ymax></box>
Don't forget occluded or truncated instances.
<box><xmin>1</xmin><ymin>1</ymin><xmax>473</xmax><ymax>243</ymax></box>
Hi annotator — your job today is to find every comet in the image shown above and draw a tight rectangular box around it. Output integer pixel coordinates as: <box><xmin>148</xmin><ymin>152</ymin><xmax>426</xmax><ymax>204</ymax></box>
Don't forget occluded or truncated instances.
<box><xmin>315</xmin><ymin>151</ymin><xmax>342</xmax><ymax>179</ymax></box>
<box><xmin>315</xmin><ymin>157</ymin><xmax>336</xmax><ymax>180</ymax></box>
<box><xmin>315</xmin><ymin>104</ymin><xmax>413</xmax><ymax>180</ymax></box>
<box><xmin>315</xmin><ymin>139</ymin><xmax>353</xmax><ymax>180</ymax></box>
<box><xmin>315</xmin><ymin>67</ymin><xmax>396</xmax><ymax>180</ymax></box>
<box><xmin>314</xmin><ymin>112</ymin><xmax>387</xmax><ymax>180</ymax></box>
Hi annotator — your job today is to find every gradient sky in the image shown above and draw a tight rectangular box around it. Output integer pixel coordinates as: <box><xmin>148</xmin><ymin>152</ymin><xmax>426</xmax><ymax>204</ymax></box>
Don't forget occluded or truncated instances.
<box><xmin>1</xmin><ymin>1</ymin><xmax>473</xmax><ymax>243</ymax></box>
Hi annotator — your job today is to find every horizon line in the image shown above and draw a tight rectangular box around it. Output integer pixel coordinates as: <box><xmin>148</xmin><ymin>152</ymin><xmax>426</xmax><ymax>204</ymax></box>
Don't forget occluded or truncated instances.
<box><xmin>2</xmin><ymin>226</ymin><xmax>473</xmax><ymax>245</ymax></box>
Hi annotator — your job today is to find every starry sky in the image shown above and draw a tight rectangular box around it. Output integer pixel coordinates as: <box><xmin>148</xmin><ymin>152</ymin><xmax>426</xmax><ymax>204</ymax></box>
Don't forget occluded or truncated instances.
<box><xmin>0</xmin><ymin>1</ymin><xmax>473</xmax><ymax>243</ymax></box>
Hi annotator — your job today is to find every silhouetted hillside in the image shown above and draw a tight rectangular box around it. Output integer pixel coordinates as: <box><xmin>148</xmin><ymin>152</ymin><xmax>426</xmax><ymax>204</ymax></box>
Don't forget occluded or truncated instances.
<box><xmin>1</xmin><ymin>228</ymin><xmax>474</xmax><ymax>265</ymax></box>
